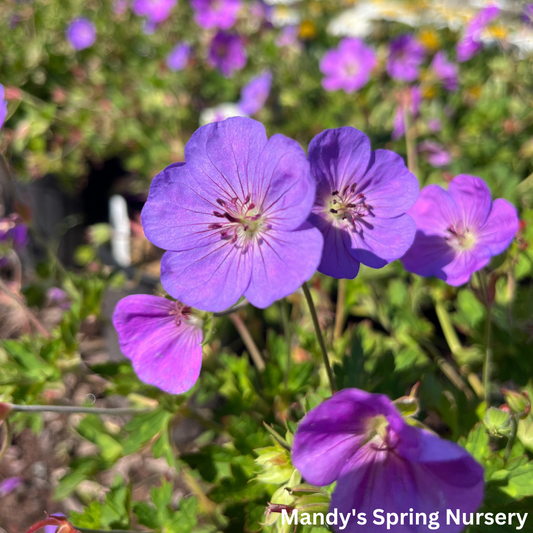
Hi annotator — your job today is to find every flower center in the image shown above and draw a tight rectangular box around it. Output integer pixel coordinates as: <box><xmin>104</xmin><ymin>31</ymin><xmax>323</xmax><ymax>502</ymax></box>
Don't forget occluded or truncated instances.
<box><xmin>209</xmin><ymin>194</ymin><xmax>267</xmax><ymax>249</ymax></box>
<box><xmin>364</xmin><ymin>415</ymin><xmax>398</xmax><ymax>452</ymax></box>
<box><xmin>446</xmin><ymin>224</ymin><xmax>477</xmax><ymax>251</ymax></box>
<box><xmin>325</xmin><ymin>184</ymin><xmax>374</xmax><ymax>235</ymax></box>
<box><xmin>344</xmin><ymin>61</ymin><xmax>360</xmax><ymax>77</ymax></box>
<box><xmin>169</xmin><ymin>301</ymin><xmax>192</xmax><ymax>326</ymax></box>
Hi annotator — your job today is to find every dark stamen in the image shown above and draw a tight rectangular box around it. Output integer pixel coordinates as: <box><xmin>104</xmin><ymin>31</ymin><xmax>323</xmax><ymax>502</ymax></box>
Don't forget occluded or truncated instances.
<box><xmin>213</xmin><ymin>211</ymin><xmax>225</xmax><ymax>218</ymax></box>
<box><xmin>216</xmin><ymin>198</ymin><xmax>226</xmax><ymax>207</ymax></box>
<box><xmin>330</xmin><ymin>209</ymin><xmax>338</xmax><ymax>214</ymax></box>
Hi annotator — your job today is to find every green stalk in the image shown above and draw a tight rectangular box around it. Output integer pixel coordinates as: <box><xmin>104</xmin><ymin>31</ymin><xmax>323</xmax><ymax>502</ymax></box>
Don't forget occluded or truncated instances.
<box><xmin>302</xmin><ymin>282</ymin><xmax>336</xmax><ymax>394</ymax></box>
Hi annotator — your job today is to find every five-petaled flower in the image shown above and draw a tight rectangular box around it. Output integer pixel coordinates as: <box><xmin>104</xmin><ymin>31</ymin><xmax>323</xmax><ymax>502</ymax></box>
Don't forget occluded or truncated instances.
<box><xmin>401</xmin><ymin>174</ymin><xmax>519</xmax><ymax>286</ymax></box>
<box><xmin>208</xmin><ymin>32</ymin><xmax>247</xmax><ymax>78</ymax></box>
<box><xmin>113</xmin><ymin>295</ymin><xmax>203</xmax><ymax>394</ymax></box>
<box><xmin>66</xmin><ymin>18</ymin><xmax>96</xmax><ymax>51</ymax></box>
<box><xmin>141</xmin><ymin>117</ymin><xmax>323</xmax><ymax>312</ymax></box>
<box><xmin>386</xmin><ymin>35</ymin><xmax>425</xmax><ymax>83</ymax></box>
<box><xmin>292</xmin><ymin>388</ymin><xmax>485</xmax><ymax>533</ymax></box>
<box><xmin>320</xmin><ymin>38</ymin><xmax>376</xmax><ymax>94</ymax></box>
<box><xmin>307</xmin><ymin>127</ymin><xmax>418</xmax><ymax>279</ymax></box>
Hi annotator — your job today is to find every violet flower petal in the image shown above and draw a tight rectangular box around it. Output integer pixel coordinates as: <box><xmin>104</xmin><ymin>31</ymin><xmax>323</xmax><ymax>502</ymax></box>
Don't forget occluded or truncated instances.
<box><xmin>113</xmin><ymin>295</ymin><xmax>202</xmax><ymax>394</ymax></box>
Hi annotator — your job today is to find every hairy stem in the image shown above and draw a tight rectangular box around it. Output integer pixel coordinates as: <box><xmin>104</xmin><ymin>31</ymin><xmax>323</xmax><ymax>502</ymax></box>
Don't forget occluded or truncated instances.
<box><xmin>229</xmin><ymin>313</ymin><xmax>265</xmax><ymax>371</ymax></box>
<box><xmin>334</xmin><ymin>278</ymin><xmax>347</xmax><ymax>341</ymax></box>
<box><xmin>7</xmin><ymin>404</ymin><xmax>153</xmax><ymax>415</ymax></box>
<box><xmin>302</xmin><ymin>282</ymin><xmax>336</xmax><ymax>394</ymax></box>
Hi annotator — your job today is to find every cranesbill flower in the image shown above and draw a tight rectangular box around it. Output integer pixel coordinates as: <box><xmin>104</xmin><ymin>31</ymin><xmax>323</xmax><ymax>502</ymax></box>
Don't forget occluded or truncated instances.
<box><xmin>456</xmin><ymin>5</ymin><xmax>500</xmax><ymax>62</ymax></box>
<box><xmin>141</xmin><ymin>117</ymin><xmax>323</xmax><ymax>312</ymax></box>
<box><xmin>392</xmin><ymin>86</ymin><xmax>421</xmax><ymax>140</ymax></box>
<box><xmin>292</xmin><ymin>389</ymin><xmax>485</xmax><ymax>533</ymax></box>
<box><xmin>386</xmin><ymin>35</ymin><xmax>425</xmax><ymax>82</ymax></box>
<box><xmin>208</xmin><ymin>32</ymin><xmax>247</xmax><ymax>78</ymax></box>
<box><xmin>167</xmin><ymin>43</ymin><xmax>191</xmax><ymax>71</ymax></box>
<box><xmin>113</xmin><ymin>295</ymin><xmax>203</xmax><ymax>394</ymax></box>
<box><xmin>418</xmin><ymin>140</ymin><xmax>452</xmax><ymax>168</ymax></box>
<box><xmin>307</xmin><ymin>127</ymin><xmax>418</xmax><ymax>279</ymax></box>
<box><xmin>430</xmin><ymin>51</ymin><xmax>458</xmax><ymax>91</ymax></box>
<box><xmin>402</xmin><ymin>174</ymin><xmax>518</xmax><ymax>286</ymax></box>
<box><xmin>66</xmin><ymin>18</ymin><xmax>96</xmax><ymax>51</ymax></box>
<box><xmin>132</xmin><ymin>0</ymin><xmax>177</xmax><ymax>24</ymax></box>
<box><xmin>238</xmin><ymin>71</ymin><xmax>272</xmax><ymax>115</ymax></box>
<box><xmin>0</xmin><ymin>85</ymin><xmax>6</xmax><ymax>131</ymax></box>
<box><xmin>191</xmin><ymin>0</ymin><xmax>242</xmax><ymax>30</ymax></box>
<box><xmin>320</xmin><ymin>38</ymin><xmax>376</xmax><ymax>94</ymax></box>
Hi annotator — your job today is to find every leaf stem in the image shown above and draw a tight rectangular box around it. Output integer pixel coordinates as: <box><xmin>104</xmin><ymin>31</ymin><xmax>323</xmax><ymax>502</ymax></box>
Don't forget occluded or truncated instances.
<box><xmin>280</xmin><ymin>300</ymin><xmax>292</xmax><ymax>390</ymax></box>
<box><xmin>302</xmin><ymin>282</ymin><xmax>336</xmax><ymax>394</ymax></box>
<box><xmin>229</xmin><ymin>313</ymin><xmax>265</xmax><ymax>371</ymax></box>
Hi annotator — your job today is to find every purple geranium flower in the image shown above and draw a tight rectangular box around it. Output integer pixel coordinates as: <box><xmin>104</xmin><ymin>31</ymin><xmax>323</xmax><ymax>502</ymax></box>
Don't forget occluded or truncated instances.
<box><xmin>208</xmin><ymin>32</ymin><xmax>247</xmax><ymax>78</ymax></box>
<box><xmin>292</xmin><ymin>389</ymin><xmax>485</xmax><ymax>533</ymax></box>
<box><xmin>237</xmin><ymin>71</ymin><xmax>272</xmax><ymax>115</ymax></box>
<box><xmin>113</xmin><ymin>295</ymin><xmax>203</xmax><ymax>394</ymax></box>
<box><xmin>456</xmin><ymin>5</ymin><xmax>500</xmax><ymax>62</ymax></box>
<box><xmin>0</xmin><ymin>85</ymin><xmax>7</xmax><ymax>131</ymax></box>
<box><xmin>141</xmin><ymin>117</ymin><xmax>323</xmax><ymax>312</ymax></box>
<box><xmin>166</xmin><ymin>43</ymin><xmax>191</xmax><ymax>71</ymax></box>
<box><xmin>132</xmin><ymin>0</ymin><xmax>177</xmax><ymax>24</ymax></box>
<box><xmin>66</xmin><ymin>18</ymin><xmax>96</xmax><ymax>51</ymax></box>
<box><xmin>392</xmin><ymin>86</ymin><xmax>422</xmax><ymax>140</ymax></box>
<box><xmin>320</xmin><ymin>38</ymin><xmax>376</xmax><ymax>94</ymax></box>
<box><xmin>0</xmin><ymin>477</ymin><xmax>23</xmax><ymax>497</ymax></box>
<box><xmin>402</xmin><ymin>175</ymin><xmax>519</xmax><ymax>286</ymax></box>
<box><xmin>418</xmin><ymin>140</ymin><xmax>452</xmax><ymax>168</ymax></box>
<box><xmin>191</xmin><ymin>0</ymin><xmax>242</xmax><ymax>30</ymax></box>
<box><xmin>386</xmin><ymin>35</ymin><xmax>425</xmax><ymax>82</ymax></box>
<box><xmin>431</xmin><ymin>51</ymin><xmax>459</xmax><ymax>91</ymax></box>
<box><xmin>307</xmin><ymin>128</ymin><xmax>418</xmax><ymax>279</ymax></box>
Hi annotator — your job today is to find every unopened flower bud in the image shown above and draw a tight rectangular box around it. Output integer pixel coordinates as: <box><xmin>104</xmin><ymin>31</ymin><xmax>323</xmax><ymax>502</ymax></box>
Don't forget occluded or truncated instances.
<box><xmin>484</xmin><ymin>407</ymin><xmax>512</xmax><ymax>437</ymax></box>
<box><xmin>502</xmin><ymin>389</ymin><xmax>531</xmax><ymax>419</ymax></box>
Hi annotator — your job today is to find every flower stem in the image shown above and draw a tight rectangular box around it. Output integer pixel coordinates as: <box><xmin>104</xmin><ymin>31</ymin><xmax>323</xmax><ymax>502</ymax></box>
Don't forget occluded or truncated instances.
<box><xmin>403</xmin><ymin>102</ymin><xmax>419</xmax><ymax>177</ymax></box>
<box><xmin>7</xmin><ymin>404</ymin><xmax>153</xmax><ymax>415</ymax></box>
<box><xmin>229</xmin><ymin>313</ymin><xmax>265</xmax><ymax>371</ymax></box>
<box><xmin>334</xmin><ymin>279</ymin><xmax>347</xmax><ymax>341</ymax></box>
<box><xmin>302</xmin><ymin>282</ymin><xmax>336</xmax><ymax>394</ymax></box>
<box><xmin>504</xmin><ymin>415</ymin><xmax>518</xmax><ymax>463</ymax></box>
